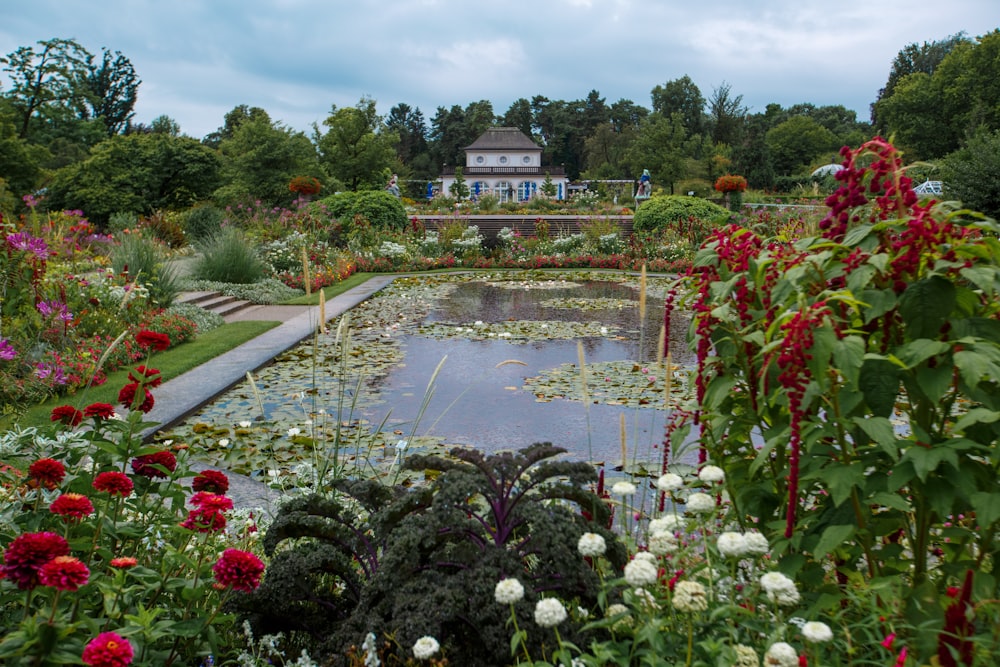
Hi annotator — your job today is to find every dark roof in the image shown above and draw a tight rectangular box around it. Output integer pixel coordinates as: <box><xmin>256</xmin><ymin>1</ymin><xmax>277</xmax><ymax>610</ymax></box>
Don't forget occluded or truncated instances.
<box><xmin>464</xmin><ymin>127</ymin><xmax>541</xmax><ymax>151</ymax></box>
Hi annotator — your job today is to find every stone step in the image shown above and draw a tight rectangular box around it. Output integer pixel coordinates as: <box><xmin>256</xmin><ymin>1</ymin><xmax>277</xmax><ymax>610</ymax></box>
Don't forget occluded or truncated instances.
<box><xmin>176</xmin><ymin>291</ymin><xmax>255</xmax><ymax>319</ymax></box>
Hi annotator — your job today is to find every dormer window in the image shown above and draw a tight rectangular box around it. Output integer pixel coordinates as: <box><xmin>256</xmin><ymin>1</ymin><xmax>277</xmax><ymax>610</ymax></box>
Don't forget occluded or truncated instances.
<box><xmin>523</xmin><ymin>156</ymin><xmax>531</xmax><ymax>164</ymax></box>
<box><xmin>476</xmin><ymin>155</ymin><xmax>485</xmax><ymax>164</ymax></box>
<box><xmin>499</xmin><ymin>156</ymin><xmax>508</xmax><ymax>165</ymax></box>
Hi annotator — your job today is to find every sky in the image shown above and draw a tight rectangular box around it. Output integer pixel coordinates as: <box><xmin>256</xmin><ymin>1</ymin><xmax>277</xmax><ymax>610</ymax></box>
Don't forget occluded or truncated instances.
<box><xmin>1</xmin><ymin>0</ymin><xmax>998</xmax><ymax>141</ymax></box>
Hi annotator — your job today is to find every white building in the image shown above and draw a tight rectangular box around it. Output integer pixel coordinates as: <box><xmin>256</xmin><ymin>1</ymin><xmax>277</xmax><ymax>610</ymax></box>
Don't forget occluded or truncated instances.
<box><xmin>440</xmin><ymin>127</ymin><xmax>569</xmax><ymax>202</ymax></box>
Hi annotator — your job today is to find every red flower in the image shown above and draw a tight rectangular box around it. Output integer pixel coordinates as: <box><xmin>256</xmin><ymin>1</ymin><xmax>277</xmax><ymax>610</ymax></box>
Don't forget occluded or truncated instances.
<box><xmin>29</xmin><ymin>458</ymin><xmax>66</xmax><ymax>487</ymax></box>
<box><xmin>84</xmin><ymin>403</ymin><xmax>116</xmax><ymax>419</ymax></box>
<box><xmin>213</xmin><ymin>548</ymin><xmax>265</xmax><ymax>592</ymax></box>
<box><xmin>128</xmin><ymin>365</ymin><xmax>162</xmax><ymax>388</ymax></box>
<box><xmin>109</xmin><ymin>557</ymin><xmax>138</xmax><ymax>569</ymax></box>
<box><xmin>136</xmin><ymin>329</ymin><xmax>170</xmax><ymax>351</ymax></box>
<box><xmin>713</xmin><ymin>174</ymin><xmax>748</xmax><ymax>193</ymax></box>
<box><xmin>50</xmin><ymin>405</ymin><xmax>84</xmax><ymax>427</ymax></box>
<box><xmin>0</xmin><ymin>531</ymin><xmax>70</xmax><ymax>589</ymax></box>
<box><xmin>93</xmin><ymin>471</ymin><xmax>134</xmax><ymax>497</ymax></box>
<box><xmin>180</xmin><ymin>507</ymin><xmax>228</xmax><ymax>533</ymax></box>
<box><xmin>130</xmin><ymin>450</ymin><xmax>176</xmax><ymax>479</ymax></box>
<box><xmin>82</xmin><ymin>631</ymin><xmax>134</xmax><ymax>667</ymax></box>
<box><xmin>192</xmin><ymin>469</ymin><xmax>229</xmax><ymax>494</ymax></box>
<box><xmin>39</xmin><ymin>555</ymin><xmax>90</xmax><ymax>591</ymax></box>
<box><xmin>50</xmin><ymin>492</ymin><xmax>95</xmax><ymax>521</ymax></box>
<box><xmin>117</xmin><ymin>382</ymin><xmax>154</xmax><ymax>413</ymax></box>
<box><xmin>190</xmin><ymin>492</ymin><xmax>234</xmax><ymax>512</ymax></box>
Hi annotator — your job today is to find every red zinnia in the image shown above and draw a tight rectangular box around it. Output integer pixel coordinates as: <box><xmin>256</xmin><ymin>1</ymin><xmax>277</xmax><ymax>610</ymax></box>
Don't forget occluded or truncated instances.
<box><xmin>180</xmin><ymin>507</ymin><xmax>228</xmax><ymax>533</ymax></box>
<box><xmin>50</xmin><ymin>405</ymin><xmax>84</xmax><ymax>427</ymax></box>
<box><xmin>130</xmin><ymin>450</ymin><xmax>177</xmax><ymax>479</ymax></box>
<box><xmin>192</xmin><ymin>469</ymin><xmax>229</xmax><ymax>494</ymax></box>
<box><xmin>212</xmin><ymin>548</ymin><xmax>265</xmax><ymax>592</ymax></box>
<box><xmin>82</xmin><ymin>631</ymin><xmax>134</xmax><ymax>667</ymax></box>
<box><xmin>190</xmin><ymin>492</ymin><xmax>234</xmax><ymax>512</ymax></box>
<box><xmin>128</xmin><ymin>365</ymin><xmax>162</xmax><ymax>388</ymax></box>
<box><xmin>29</xmin><ymin>458</ymin><xmax>66</xmax><ymax>487</ymax></box>
<box><xmin>117</xmin><ymin>382</ymin><xmax>154</xmax><ymax>413</ymax></box>
<box><xmin>0</xmin><ymin>531</ymin><xmax>70</xmax><ymax>589</ymax></box>
<box><xmin>109</xmin><ymin>557</ymin><xmax>138</xmax><ymax>569</ymax></box>
<box><xmin>39</xmin><ymin>555</ymin><xmax>90</xmax><ymax>591</ymax></box>
<box><xmin>50</xmin><ymin>492</ymin><xmax>95</xmax><ymax>521</ymax></box>
<box><xmin>84</xmin><ymin>402</ymin><xmax>116</xmax><ymax>419</ymax></box>
<box><xmin>136</xmin><ymin>329</ymin><xmax>170</xmax><ymax>351</ymax></box>
<box><xmin>93</xmin><ymin>471</ymin><xmax>134</xmax><ymax>497</ymax></box>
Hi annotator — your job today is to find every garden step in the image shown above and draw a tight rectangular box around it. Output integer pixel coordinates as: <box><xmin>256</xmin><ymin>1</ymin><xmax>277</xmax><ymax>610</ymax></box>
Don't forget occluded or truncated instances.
<box><xmin>176</xmin><ymin>291</ymin><xmax>255</xmax><ymax>319</ymax></box>
<box><xmin>175</xmin><ymin>290</ymin><xmax>221</xmax><ymax>306</ymax></box>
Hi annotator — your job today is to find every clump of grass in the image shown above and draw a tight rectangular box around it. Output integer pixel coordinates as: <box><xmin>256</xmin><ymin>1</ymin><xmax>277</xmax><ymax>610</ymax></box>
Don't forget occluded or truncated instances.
<box><xmin>110</xmin><ymin>232</ymin><xmax>182</xmax><ymax>306</ymax></box>
<box><xmin>192</xmin><ymin>227</ymin><xmax>269</xmax><ymax>284</ymax></box>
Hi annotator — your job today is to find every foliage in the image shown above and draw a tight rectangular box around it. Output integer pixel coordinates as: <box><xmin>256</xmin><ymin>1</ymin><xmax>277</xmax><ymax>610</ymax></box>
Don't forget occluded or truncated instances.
<box><xmin>109</xmin><ymin>231</ymin><xmax>181</xmax><ymax>306</ymax></box>
<box><xmin>249</xmin><ymin>444</ymin><xmax>624</xmax><ymax>665</ymax></box>
<box><xmin>631</xmin><ymin>194</ymin><xmax>730</xmax><ymax>233</ymax></box>
<box><xmin>765</xmin><ymin>115</ymin><xmax>839</xmax><ymax>175</ymax></box>
<box><xmin>181</xmin><ymin>277</ymin><xmax>303</xmax><ymax>305</ymax></box>
<box><xmin>137</xmin><ymin>210</ymin><xmax>186</xmax><ymax>249</ymax></box>
<box><xmin>449</xmin><ymin>165</ymin><xmax>470</xmax><ymax>199</ymax></box>
<box><xmin>315</xmin><ymin>97</ymin><xmax>397</xmax><ymax>191</ymax></box>
<box><xmin>80</xmin><ymin>47</ymin><xmax>140</xmax><ymax>136</ymax></box>
<box><xmin>666</xmin><ymin>137</ymin><xmax>1000</xmax><ymax>663</ymax></box>
<box><xmin>321</xmin><ymin>189</ymin><xmax>406</xmax><ymax>232</ymax></box>
<box><xmin>191</xmin><ymin>227</ymin><xmax>269</xmax><ymax>284</ymax></box>
<box><xmin>181</xmin><ymin>204</ymin><xmax>224</xmax><ymax>242</ymax></box>
<box><xmin>288</xmin><ymin>175</ymin><xmax>322</xmax><ymax>197</ymax></box>
<box><xmin>165</xmin><ymin>301</ymin><xmax>224</xmax><ymax>334</ymax></box>
<box><xmin>938</xmin><ymin>127</ymin><xmax>1000</xmax><ymax>220</ymax></box>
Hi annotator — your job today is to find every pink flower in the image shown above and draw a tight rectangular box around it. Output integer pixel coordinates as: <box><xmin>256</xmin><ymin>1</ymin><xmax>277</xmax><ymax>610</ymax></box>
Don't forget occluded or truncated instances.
<box><xmin>0</xmin><ymin>532</ymin><xmax>70</xmax><ymax>589</ymax></box>
<box><xmin>39</xmin><ymin>555</ymin><xmax>90</xmax><ymax>591</ymax></box>
<box><xmin>213</xmin><ymin>549</ymin><xmax>265</xmax><ymax>592</ymax></box>
<box><xmin>82</xmin><ymin>631</ymin><xmax>134</xmax><ymax>667</ymax></box>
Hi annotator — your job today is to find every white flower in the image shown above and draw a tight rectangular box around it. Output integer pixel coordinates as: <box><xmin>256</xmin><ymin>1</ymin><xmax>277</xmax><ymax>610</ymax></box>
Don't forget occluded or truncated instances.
<box><xmin>495</xmin><ymin>577</ymin><xmax>525</xmax><ymax>604</ymax></box>
<box><xmin>656</xmin><ymin>473</ymin><xmax>683</xmax><ymax>491</ymax></box>
<box><xmin>287</xmin><ymin>427</ymin><xmax>301</xmax><ymax>437</ymax></box>
<box><xmin>672</xmin><ymin>580</ymin><xmax>708</xmax><ymax>613</ymax></box>
<box><xmin>611</xmin><ymin>481</ymin><xmax>636</xmax><ymax>496</ymax></box>
<box><xmin>698</xmin><ymin>465</ymin><xmax>725</xmax><ymax>483</ymax></box>
<box><xmin>733</xmin><ymin>644</ymin><xmax>759</xmax><ymax>667</ymax></box>
<box><xmin>760</xmin><ymin>572</ymin><xmax>801</xmax><ymax>606</ymax></box>
<box><xmin>631</xmin><ymin>587</ymin><xmax>659</xmax><ymax>609</ymax></box>
<box><xmin>632</xmin><ymin>551</ymin><xmax>657</xmax><ymax>565</ymax></box>
<box><xmin>717</xmin><ymin>532</ymin><xmax>749</xmax><ymax>558</ymax></box>
<box><xmin>801</xmin><ymin>621</ymin><xmax>833</xmax><ymax>643</ymax></box>
<box><xmin>649</xmin><ymin>514</ymin><xmax>682</xmax><ymax>534</ymax></box>
<box><xmin>744</xmin><ymin>530</ymin><xmax>770</xmax><ymax>555</ymax></box>
<box><xmin>412</xmin><ymin>636</ymin><xmax>440</xmax><ymax>660</ymax></box>
<box><xmin>238</xmin><ymin>421</ymin><xmax>251</xmax><ymax>428</ymax></box>
<box><xmin>534</xmin><ymin>598</ymin><xmax>568</xmax><ymax>627</ymax></box>
<box><xmin>764</xmin><ymin>642</ymin><xmax>799</xmax><ymax>667</ymax></box>
<box><xmin>648</xmin><ymin>531</ymin><xmax>679</xmax><ymax>555</ymax></box>
<box><xmin>577</xmin><ymin>532</ymin><xmax>606</xmax><ymax>557</ymax></box>
<box><xmin>685</xmin><ymin>492</ymin><xmax>715</xmax><ymax>513</ymax></box>
<box><xmin>606</xmin><ymin>603</ymin><xmax>629</xmax><ymax>618</ymax></box>
<box><xmin>218</xmin><ymin>438</ymin><xmax>230</xmax><ymax>448</ymax></box>
<box><xmin>624</xmin><ymin>557</ymin><xmax>659</xmax><ymax>587</ymax></box>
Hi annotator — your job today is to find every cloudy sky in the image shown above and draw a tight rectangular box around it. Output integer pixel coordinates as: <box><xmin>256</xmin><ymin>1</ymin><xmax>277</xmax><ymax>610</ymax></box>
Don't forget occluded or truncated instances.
<box><xmin>2</xmin><ymin>0</ymin><xmax>998</xmax><ymax>140</ymax></box>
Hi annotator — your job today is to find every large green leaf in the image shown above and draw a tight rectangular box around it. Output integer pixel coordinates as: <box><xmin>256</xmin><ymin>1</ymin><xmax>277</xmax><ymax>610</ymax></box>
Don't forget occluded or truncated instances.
<box><xmin>900</xmin><ymin>444</ymin><xmax>958</xmax><ymax>482</ymax></box>
<box><xmin>898</xmin><ymin>277</ymin><xmax>956</xmax><ymax>340</ymax></box>
<box><xmin>896</xmin><ymin>339</ymin><xmax>950</xmax><ymax>368</ymax></box>
<box><xmin>859</xmin><ymin>358</ymin><xmax>900</xmax><ymax>417</ymax></box>
<box><xmin>858</xmin><ymin>288</ymin><xmax>898</xmax><ymax>323</ymax></box>
<box><xmin>832</xmin><ymin>336</ymin><xmax>866</xmax><ymax>386</ymax></box>
<box><xmin>970</xmin><ymin>491</ymin><xmax>1000</xmax><ymax>529</ymax></box>
<box><xmin>813</xmin><ymin>524</ymin><xmax>857</xmax><ymax>560</ymax></box>
<box><xmin>852</xmin><ymin>416</ymin><xmax>898</xmax><ymax>457</ymax></box>
<box><xmin>820</xmin><ymin>461</ymin><xmax>866</xmax><ymax>506</ymax></box>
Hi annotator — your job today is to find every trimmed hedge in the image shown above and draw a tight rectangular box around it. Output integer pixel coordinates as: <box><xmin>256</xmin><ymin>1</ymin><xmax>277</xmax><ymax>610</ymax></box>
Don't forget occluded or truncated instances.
<box><xmin>320</xmin><ymin>190</ymin><xmax>407</xmax><ymax>231</ymax></box>
<box><xmin>632</xmin><ymin>195</ymin><xmax>730</xmax><ymax>233</ymax></box>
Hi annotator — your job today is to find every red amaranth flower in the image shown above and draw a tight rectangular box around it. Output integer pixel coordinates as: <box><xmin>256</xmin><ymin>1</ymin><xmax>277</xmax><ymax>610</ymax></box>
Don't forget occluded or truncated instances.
<box><xmin>135</xmin><ymin>329</ymin><xmax>170</xmax><ymax>351</ymax></box>
<box><xmin>938</xmin><ymin>569</ymin><xmax>975</xmax><ymax>667</ymax></box>
<box><xmin>50</xmin><ymin>405</ymin><xmax>84</xmax><ymax>427</ymax></box>
<box><xmin>213</xmin><ymin>548</ymin><xmax>265</xmax><ymax>592</ymax></box>
<box><xmin>127</xmin><ymin>365</ymin><xmax>161</xmax><ymax>388</ymax></box>
<box><xmin>82</xmin><ymin>631</ymin><xmax>134</xmax><ymax>667</ymax></box>
<box><xmin>192</xmin><ymin>469</ymin><xmax>229</xmax><ymax>494</ymax></box>
<box><xmin>93</xmin><ymin>471</ymin><xmax>134</xmax><ymax>497</ymax></box>
<box><xmin>39</xmin><ymin>555</ymin><xmax>90</xmax><ymax>591</ymax></box>
<box><xmin>117</xmin><ymin>382</ymin><xmax>154</xmax><ymax>413</ymax></box>
<box><xmin>29</xmin><ymin>458</ymin><xmax>66</xmax><ymax>487</ymax></box>
<box><xmin>130</xmin><ymin>451</ymin><xmax>176</xmax><ymax>479</ymax></box>
<box><xmin>50</xmin><ymin>492</ymin><xmax>95</xmax><ymax>521</ymax></box>
<box><xmin>0</xmin><ymin>531</ymin><xmax>70</xmax><ymax>589</ymax></box>
<box><xmin>84</xmin><ymin>402</ymin><xmax>116</xmax><ymax>419</ymax></box>
<box><xmin>109</xmin><ymin>557</ymin><xmax>138</xmax><ymax>569</ymax></box>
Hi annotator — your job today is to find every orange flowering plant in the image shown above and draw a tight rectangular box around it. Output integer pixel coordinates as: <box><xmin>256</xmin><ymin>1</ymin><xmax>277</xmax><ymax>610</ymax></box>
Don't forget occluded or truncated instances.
<box><xmin>713</xmin><ymin>174</ymin><xmax>748</xmax><ymax>193</ymax></box>
<box><xmin>288</xmin><ymin>176</ymin><xmax>322</xmax><ymax>197</ymax></box>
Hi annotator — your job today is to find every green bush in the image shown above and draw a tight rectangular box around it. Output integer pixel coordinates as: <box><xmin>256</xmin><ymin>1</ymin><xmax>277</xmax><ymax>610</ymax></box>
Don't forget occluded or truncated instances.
<box><xmin>192</xmin><ymin>227</ymin><xmax>269</xmax><ymax>284</ymax></box>
<box><xmin>632</xmin><ymin>195</ymin><xmax>730</xmax><ymax>233</ymax></box>
<box><xmin>320</xmin><ymin>189</ymin><xmax>407</xmax><ymax>232</ymax></box>
<box><xmin>109</xmin><ymin>233</ymin><xmax>181</xmax><ymax>306</ymax></box>
<box><xmin>939</xmin><ymin>127</ymin><xmax>1000</xmax><ymax>220</ymax></box>
<box><xmin>183</xmin><ymin>204</ymin><xmax>225</xmax><ymax>241</ymax></box>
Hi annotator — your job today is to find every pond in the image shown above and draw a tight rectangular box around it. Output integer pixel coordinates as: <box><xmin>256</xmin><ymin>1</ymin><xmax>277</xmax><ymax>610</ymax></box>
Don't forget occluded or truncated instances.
<box><xmin>162</xmin><ymin>272</ymin><xmax>696</xmax><ymax>480</ymax></box>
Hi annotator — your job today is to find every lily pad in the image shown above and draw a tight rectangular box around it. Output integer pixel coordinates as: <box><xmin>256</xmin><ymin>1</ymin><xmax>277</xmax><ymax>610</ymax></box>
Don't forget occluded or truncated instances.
<box><xmin>523</xmin><ymin>360</ymin><xmax>693</xmax><ymax>409</ymax></box>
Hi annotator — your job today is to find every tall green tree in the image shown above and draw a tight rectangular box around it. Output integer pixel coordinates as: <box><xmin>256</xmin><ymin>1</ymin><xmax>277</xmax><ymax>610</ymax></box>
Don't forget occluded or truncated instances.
<box><xmin>202</xmin><ymin>104</ymin><xmax>270</xmax><ymax>147</ymax></box>
<box><xmin>0</xmin><ymin>99</ymin><xmax>48</xmax><ymax>201</ymax></box>
<box><xmin>1</xmin><ymin>38</ymin><xmax>91</xmax><ymax>140</ymax></box>
<box><xmin>939</xmin><ymin>127</ymin><xmax>1000</xmax><ymax>219</ymax></box>
<box><xmin>501</xmin><ymin>98</ymin><xmax>533</xmax><ymax>136</ymax></box>
<box><xmin>651</xmin><ymin>75</ymin><xmax>705</xmax><ymax>136</ymax></box>
<box><xmin>316</xmin><ymin>96</ymin><xmax>396</xmax><ymax>191</ymax></box>
<box><xmin>765</xmin><ymin>115</ymin><xmax>839</xmax><ymax>175</ymax></box>
<box><xmin>80</xmin><ymin>48</ymin><xmax>140</xmax><ymax>136</ymax></box>
<box><xmin>707</xmin><ymin>81</ymin><xmax>746</xmax><ymax>148</ymax></box>
<box><xmin>872</xmin><ymin>32</ymin><xmax>969</xmax><ymax>127</ymax></box>
<box><xmin>626</xmin><ymin>113</ymin><xmax>688</xmax><ymax>194</ymax></box>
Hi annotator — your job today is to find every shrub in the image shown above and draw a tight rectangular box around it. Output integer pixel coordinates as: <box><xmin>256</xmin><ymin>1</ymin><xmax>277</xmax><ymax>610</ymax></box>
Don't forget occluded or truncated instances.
<box><xmin>632</xmin><ymin>195</ymin><xmax>730</xmax><ymax>234</ymax></box>
<box><xmin>938</xmin><ymin>127</ymin><xmax>1000</xmax><ymax>220</ymax></box>
<box><xmin>183</xmin><ymin>204</ymin><xmax>225</xmax><ymax>241</ymax></box>
<box><xmin>106</xmin><ymin>211</ymin><xmax>138</xmax><ymax>235</ymax></box>
<box><xmin>109</xmin><ymin>233</ymin><xmax>182</xmax><ymax>307</ymax></box>
<box><xmin>192</xmin><ymin>227</ymin><xmax>269</xmax><ymax>284</ymax></box>
<box><xmin>321</xmin><ymin>190</ymin><xmax>407</xmax><ymax>232</ymax></box>
<box><xmin>138</xmin><ymin>210</ymin><xmax>187</xmax><ymax>249</ymax></box>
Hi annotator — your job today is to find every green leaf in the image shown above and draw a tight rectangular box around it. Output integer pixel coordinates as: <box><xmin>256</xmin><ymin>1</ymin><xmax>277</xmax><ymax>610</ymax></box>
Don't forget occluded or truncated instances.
<box><xmin>898</xmin><ymin>277</ymin><xmax>956</xmax><ymax>340</ymax></box>
<box><xmin>970</xmin><ymin>492</ymin><xmax>1000</xmax><ymax>529</ymax></box>
<box><xmin>813</xmin><ymin>524</ymin><xmax>856</xmax><ymax>560</ymax></box>
<box><xmin>833</xmin><ymin>336</ymin><xmax>866</xmax><ymax>386</ymax></box>
<box><xmin>953</xmin><ymin>407</ymin><xmax>1000</xmax><ymax>433</ymax></box>
<box><xmin>859</xmin><ymin>358</ymin><xmax>900</xmax><ymax>417</ymax></box>
<box><xmin>852</xmin><ymin>416</ymin><xmax>898</xmax><ymax>457</ymax></box>
<box><xmin>896</xmin><ymin>339</ymin><xmax>950</xmax><ymax>368</ymax></box>
<box><xmin>952</xmin><ymin>318</ymin><xmax>1000</xmax><ymax>343</ymax></box>
<box><xmin>914</xmin><ymin>362</ymin><xmax>954</xmax><ymax>403</ymax></box>
<box><xmin>954</xmin><ymin>350</ymin><xmax>1000</xmax><ymax>388</ymax></box>
<box><xmin>900</xmin><ymin>445</ymin><xmax>958</xmax><ymax>482</ymax></box>
<box><xmin>169</xmin><ymin>618</ymin><xmax>207</xmax><ymax>638</ymax></box>
<box><xmin>858</xmin><ymin>288</ymin><xmax>897</xmax><ymax>323</ymax></box>
<box><xmin>821</xmin><ymin>462</ymin><xmax>866</xmax><ymax>506</ymax></box>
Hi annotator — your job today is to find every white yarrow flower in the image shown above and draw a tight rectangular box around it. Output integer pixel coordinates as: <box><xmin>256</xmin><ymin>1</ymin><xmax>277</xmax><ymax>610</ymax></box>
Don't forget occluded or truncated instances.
<box><xmin>733</xmin><ymin>644</ymin><xmax>759</xmax><ymax>667</ymax></box>
<box><xmin>412</xmin><ymin>636</ymin><xmax>440</xmax><ymax>660</ymax></box>
<box><xmin>764</xmin><ymin>642</ymin><xmax>799</xmax><ymax>667</ymax></box>
<box><xmin>611</xmin><ymin>481</ymin><xmax>636</xmax><ymax>496</ymax></box>
<box><xmin>671</xmin><ymin>580</ymin><xmax>708</xmax><ymax>612</ymax></box>
<box><xmin>577</xmin><ymin>532</ymin><xmax>607</xmax><ymax>557</ymax></box>
<box><xmin>648</xmin><ymin>531</ymin><xmax>679</xmax><ymax>555</ymax></box>
<box><xmin>624</xmin><ymin>557</ymin><xmax>659</xmax><ymax>587</ymax></box>
<box><xmin>717</xmin><ymin>532</ymin><xmax>749</xmax><ymax>558</ymax></box>
<box><xmin>698</xmin><ymin>465</ymin><xmax>725</xmax><ymax>483</ymax></box>
<box><xmin>802</xmin><ymin>621</ymin><xmax>834</xmax><ymax>643</ymax></box>
<box><xmin>685</xmin><ymin>492</ymin><xmax>715</xmax><ymax>513</ymax></box>
<box><xmin>534</xmin><ymin>598</ymin><xmax>568</xmax><ymax>627</ymax></box>
<box><xmin>656</xmin><ymin>472</ymin><xmax>683</xmax><ymax>491</ymax></box>
<box><xmin>495</xmin><ymin>577</ymin><xmax>525</xmax><ymax>604</ymax></box>
<box><xmin>632</xmin><ymin>551</ymin><xmax>657</xmax><ymax>565</ymax></box>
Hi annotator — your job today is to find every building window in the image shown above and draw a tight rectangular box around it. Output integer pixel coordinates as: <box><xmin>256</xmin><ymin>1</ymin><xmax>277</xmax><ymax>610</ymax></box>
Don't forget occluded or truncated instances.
<box><xmin>476</xmin><ymin>155</ymin><xmax>484</xmax><ymax>164</ymax></box>
<box><xmin>472</xmin><ymin>181</ymin><xmax>488</xmax><ymax>197</ymax></box>
<box><xmin>496</xmin><ymin>181</ymin><xmax>512</xmax><ymax>203</ymax></box>
<box><xmin>522</xmin><ymin>155</ymin><xmax>531</xmax><ymax>164</ymax></box>
<box><xmin>518</xmin><ymin>181</ymin><xmax>533</xmax><ymax>201</ymax></box>
<box><xmin>499</xmin><ymin>155</ymin><xmax>508</xmax><ymax>165</ymax></box>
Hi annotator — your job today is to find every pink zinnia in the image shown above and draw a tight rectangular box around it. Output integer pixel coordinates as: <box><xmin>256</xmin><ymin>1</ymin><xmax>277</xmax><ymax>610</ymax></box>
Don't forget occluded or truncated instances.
<box><xmin>0</xmin><ymin>531</ymin><xmax>70</xmax><ymax>589</ymax></box>
<box><xmin>117</xmin><ymin>382</ymin><xmax>154</xmax><ymax>413</ymax></box>
<box><xmin>180</xmin><ymin>507</ymin><xmax>227</xmax><ymax>533</ymax></box>
<box><xmin>50</xmin><ymin>493</ymin><xmax>95</xmax><ymax>521</ymax></box>
<box><xmin>212</xmin><ymin>548</ymin><xmax>265</xmax><ymax>592</ymax></box>
<box><xmin>82</xmin><ymin>631</ymin><xmax>134</xmax><ymax>667</ymax></box>
<box><xmin>190</xmin><ymin>492</ymin><xmax>233</xmax><ymax>512</ymax></box>
<box><xmin>109</xmin><ymin>557</ymin><xmax>138</xmax><ymax>569</ymax></box>
<box><xmin>93</xmin><ymin>471</ymin><xmax>134</xmax><ymax>497</ymax></box>
<box><xmin>39</xmin><ymin>555</ymin><xmax>90</xmax><ymax>591</ymax></box>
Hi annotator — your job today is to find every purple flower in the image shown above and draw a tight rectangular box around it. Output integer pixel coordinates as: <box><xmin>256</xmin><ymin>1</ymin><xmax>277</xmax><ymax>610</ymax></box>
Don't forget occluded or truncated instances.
<box><xmin>37</xmin><ymin>301</ymin><xmax>73</xmax><ymax>322</ymax></box>
<box><xmin>0</xmin><ymin>339</ymin><xmax>16</xmax><ymax>361</ymax></box>
<box><xmin>35</xmin><ymin>363</ymin><xmax>67</xmax><ymax>385</ymax></box>
<box><xmin>5</xmin><ymin>232</ymin><xmax>49</xmax><ymax>259</ymax></box>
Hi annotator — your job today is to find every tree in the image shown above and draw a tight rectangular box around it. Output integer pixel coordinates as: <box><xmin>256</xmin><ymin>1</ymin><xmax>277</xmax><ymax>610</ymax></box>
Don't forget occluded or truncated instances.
<box><xmin>651</xmin><ymin>75</ymin><xmax>705</xmax><ymax>136</ymax></box>
<box><xmin>765</xmin><ymin>116</ymin><xmax>838</xmax><ymax>175</ymax></box>
<box><xmin>80</xmin><ymin>48</ymin><xmax>140</xmax><ymax>136</ymax></box>
<box><xmin>732</xmin><ymin>120</ymin><xmax>776</xmax><ymax>190</ymax></box>
<box><xmin>429</xmin><ymin>104</ymin><xmax>466</xmax><ymax>168</ymax></box>
<box><xmin>449</xmin><ymin>165</ymin><xmax>469</xmax><ymax>199</ymax></box>
<box><xmin>707</xmin><ymin>81</ymin><xmax>746</xmax><ymax>148</ymax></box>
<box><xmin>1</xmin><ymin>38</ymin><xmax>92</xmax><ymax>139</ymax></box>
<box><xmin>501</xmin><ymin>98</ymin><xmax>533</xmax><ymax>136</ymax></box>
<box><xmin>202</xmin><ymin>104</ymin><xmax>271</xmax><ymax>147</ymax></box>
<box><xmin>316</xmin><ymin>97</ymin><xmax>397</xmax><ymax>191</ymax></box>
<box><xmin>625</xmin><ymin>113</ymin><xmax>688</xmax><ymax>194</ymax></box>
<box><xmin>871</xmin><ymin>73</ymin><xmax>951</xmax><ymax>160</ymax></box>
<box><xmin>0</xmin><ymin>99</ymin><xmax>48</xmax><ymax>199</ymax></box>
<box><xmin>872</xmin><ymin>32</ymin><xmax>969</xmax><ymax>126</ymax></box>
<box><xmin>385</xmin><ymin>103</ymin><xmax>428</xmax><ymax>165</ymax></box>
<box><xmin>939</xmin><ymin>127</ymin><xmax>1000</xmax><ymax>220</ymax></box>
<box><xmin>45</xmin><ymin>132</ymin><xmax>221</xmax><ymax>223</ymax></box>
<box><xmin>608</xmin><ymin>98</ymin><xmax>648</xmax><ymax>134</ymax></box>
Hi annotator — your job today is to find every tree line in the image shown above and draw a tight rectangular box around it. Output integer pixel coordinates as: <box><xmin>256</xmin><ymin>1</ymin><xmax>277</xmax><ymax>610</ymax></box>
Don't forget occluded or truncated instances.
<box><xmin>1</xmin><ymin>30</ymin><xmax>999</xmax><ymax>223</ymax></box>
